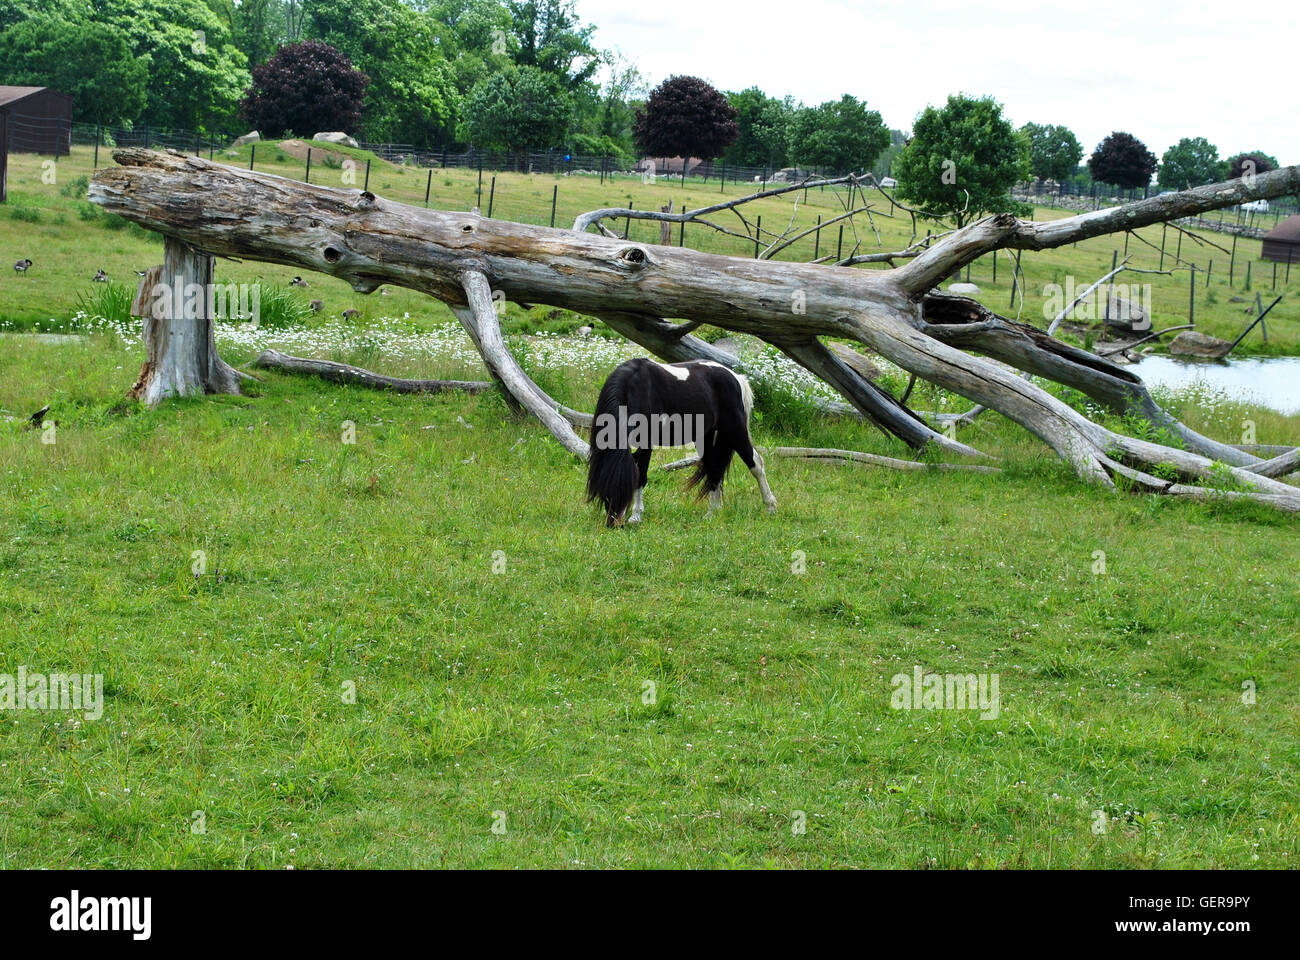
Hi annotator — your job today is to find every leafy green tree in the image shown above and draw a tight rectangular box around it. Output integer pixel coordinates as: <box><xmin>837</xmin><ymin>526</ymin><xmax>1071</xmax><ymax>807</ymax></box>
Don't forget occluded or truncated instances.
<box><xmin>307</xmin><ymin>0</ymin><xmax>458</xmax><ymax>145</ymax></box>
<box><xmin>633</xmin><ymin>75</ymin><xmax>738</xmax><ymax>162</ymax></box>
<box><xmin>787</xmin><ymin>95</ymin><xmax>889</xmax><ymax>174</ymax></box>
<box><xmin>0</xmin><ymin>17</ymin><xmax>147</xmax><ymax>125</ymax></box>
<box><xmin>505</xmin><ymin>0</ymin><xmax>599</xmax><ymax>90</ymax></box>
<box><xmin>98</xmin><ymin>0</ymin><xmax>249</xmax><ymax>131</ymax></box>
<box><xmin>1225</xmin><ymin>150</ymin><xmax>1279</xmax><ymax>180</ymax></box>
<box><xmin>238</xmin><ymin>40</ymin><xmax>366</xmax><ymax>137</ymax></box>
<box><xmin>1087</xmin><ymin>131</ymin><xmax>1157</xmax><ymax>190</ymax></box>
<box><xmin>1158</xmin><ymin>137</ymin><xmax>1224</xmax><ymax>189</ymax></box>
<box><xmin>892</xmin><ymin>94</ymin><xmax>1031</xmax><ymax>226</ymax></box>
<box><xmin>231</xmin><ymin>0</ymin><xmax>287</xmax><ymax>68</ymax></box>
<box><xmin>724</xmin><ymin>87</ymin><xmax>792</xmax><ymax>168</ymax></box>
<box><xmin>1020</xmin><ymin>122</ymin><xmax>1083</xmax><ymax>182</ymax></box>
<box><xmin>461</xmin><ymin>66</ymin><xmax>571</xmax><ymax>162</ymax></box>
<box><xmin>0</xmin><ymin>0</ymin><xmax>88</xmax><ymax>31</ymax></box>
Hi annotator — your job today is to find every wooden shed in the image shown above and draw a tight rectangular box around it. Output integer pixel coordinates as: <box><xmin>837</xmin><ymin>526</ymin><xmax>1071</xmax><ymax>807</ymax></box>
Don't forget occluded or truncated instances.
<box><xmin>1261</xmin><ymin>215</ymin><xmax>1300</xmax><ymax>264</ymax></box>
<box><xmin>1</xmin><ymin>86</ymin><xmax>74</xmax><ymax>203</ymax></box>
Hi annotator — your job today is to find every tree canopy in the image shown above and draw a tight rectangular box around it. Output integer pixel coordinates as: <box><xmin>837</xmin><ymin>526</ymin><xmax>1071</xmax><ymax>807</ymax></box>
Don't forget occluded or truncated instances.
<box><xmin>1087</xmin><ymin>131</ymin><xmax>1158</xmax><ymax>189</ymax></box>
<box><xmin>633</xmin><ymin>75</ymin><xmax>738</xmax><ymax>160</ymax></box>
<box><xmin>1158</xmin><ymin>137</ymin><xmax>1223</xmax><ymax>190</ymax></box>
<box><xmin>892</xmin><ymin>94</ymin><xmax>1031</xmax><ymax>226</ymax></box>
<box><xmin>461</xmin><ymin>65</ymin><xmax>572</xmax><ymax>156</ymax></box>
<box><xmin>787</xmin><ymin>95</ymin><xmax>889</xmax><ymax>174</ymax></box>
<box><xmin>238</xmin><ymin>40</ymin><xmax>367</xmax><ymax>138</ymax></box>
<box><xmin>1020</xmin><ymin>122</ymin><xmax>1083</xmax><ymax>182</ymax></box>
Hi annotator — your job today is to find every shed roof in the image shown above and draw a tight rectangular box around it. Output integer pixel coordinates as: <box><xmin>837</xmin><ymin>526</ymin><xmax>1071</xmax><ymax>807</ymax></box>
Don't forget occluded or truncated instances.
<box><xmin>1262</xmin><ymin>214</ymin><xmax>1300</xmax><ymax>244</ymax></box>
<box><xmin>0</xmin><ymin>86</ymin><xmax>48</xmax><ymax>107</ymax></box>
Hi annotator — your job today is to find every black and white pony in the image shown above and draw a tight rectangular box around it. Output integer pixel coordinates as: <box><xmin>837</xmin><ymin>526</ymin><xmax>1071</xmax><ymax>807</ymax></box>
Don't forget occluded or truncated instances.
<box><xmin>586</xmin><ymin>358</ymin><xmax>777</xmax><ymax>526</ymax></box>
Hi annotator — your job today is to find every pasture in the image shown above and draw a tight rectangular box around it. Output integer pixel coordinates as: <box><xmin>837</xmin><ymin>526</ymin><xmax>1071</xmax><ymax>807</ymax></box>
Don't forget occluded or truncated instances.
<box><xmin>0</xmin><ymin>145</ymin><xmax>1297</xmax><ymax>868</ymax></box>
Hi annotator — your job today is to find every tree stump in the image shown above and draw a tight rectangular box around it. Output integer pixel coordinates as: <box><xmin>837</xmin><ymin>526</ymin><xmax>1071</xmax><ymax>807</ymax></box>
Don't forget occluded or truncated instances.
<box><xmin>129</xmin><ymin>237</ymin><xmax>243</xmax><ymax>405</ymax></box>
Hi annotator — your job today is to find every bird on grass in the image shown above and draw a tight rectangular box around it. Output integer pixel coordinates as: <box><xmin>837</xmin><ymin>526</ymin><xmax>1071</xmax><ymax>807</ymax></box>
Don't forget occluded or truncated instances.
<box><xmin>341</xmin><ymin>308</ymin><xmax>360</xmax><ymax>320</ymax></box>
<box><xmin>93</xmin><ymin>269</ymin><xmax>109</xmax><ymax>283</ymax></box>
<box><xmin>27</xmin><ymin>405</ymin><xmax>50</xmax><ymax>428</ymax></box>
<box><xmin>309</xmin><ymin>299</ymin><xmax>323</xmax><ymax>313</ymax></box>
<box><xmin>14</xmin><ymin>259</ymin><xmax>32</xmax><ymax>274</ymax></box>
<box><xmin>290</xmin><ymin>276</ymin><xmax>309</xmax><ymax>287</ymax></box>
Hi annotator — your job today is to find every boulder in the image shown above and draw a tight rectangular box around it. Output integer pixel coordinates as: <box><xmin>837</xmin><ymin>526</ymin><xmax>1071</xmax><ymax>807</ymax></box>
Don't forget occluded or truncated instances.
<box><xmin>947</xmin><ymin>282</ymin><xmax>981</xmax><ymax>295</ymax></box>
<box><xmin>1168</xmin><ymin>330</ymin><xmax>1232</xmax><ymax>359</ymax></box>
<box><xmin>1101</xmin><ymin>287</ymin><xmax>1149</xmax><ymax>332</ymax></box>
<box><xmin>313</xmin><ymin>131</ymin><xmax>360</xmax><ymax>149</ymax></box>
<box><xmin>232</xmin><ymin>131</ymin><xmax>261</xmax><ymax>148</ymax></box>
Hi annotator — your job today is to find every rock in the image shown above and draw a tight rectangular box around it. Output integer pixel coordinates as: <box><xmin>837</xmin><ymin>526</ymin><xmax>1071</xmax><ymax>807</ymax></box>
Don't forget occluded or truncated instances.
<box><xmin>232</xmin><ymin>131</ymin><xmax>261</xmax><ymax>148</ymax></box>
<box><xmin>313</xmin><ymin>131</ymin><xmax>360</xmax><ymax>149</ymax></box>
<box><xmin>1168</xmin><ymin>330</ymin><xmax>1232</xmax><ymax>358</ymax></box>
<box><xmin>1101</xmin><ymin>287</ymin><xmax>1148</xmax><ymax>331</ymax></box>
<box><xmin>829</xmin><ymin>342</ymin><xmax>883</xmax><ymax>381</ymax></box>
<box><xmin>947</xmin><ymin>282</ymin><xmax>981</xmax><ymax>295</ymax></box>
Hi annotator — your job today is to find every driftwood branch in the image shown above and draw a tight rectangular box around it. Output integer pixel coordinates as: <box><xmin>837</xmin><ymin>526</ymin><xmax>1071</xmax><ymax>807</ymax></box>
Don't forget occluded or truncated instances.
<box><xmin>87</xmin><ymin>150</ymin><xmax>1300</xmax><ymax>512</ymax></box>
<box><xmin>252</xmin><ymin>349</ymin><xmax>491</xmax><ymax>394</ymax></box>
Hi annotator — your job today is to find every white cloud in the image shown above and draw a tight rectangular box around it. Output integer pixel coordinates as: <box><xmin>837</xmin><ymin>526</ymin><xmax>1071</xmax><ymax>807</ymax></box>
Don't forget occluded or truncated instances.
<box><xmin>578</xmin><ymin>0</ymin><xmax>1296</xmax><ymax>165</ymax></box>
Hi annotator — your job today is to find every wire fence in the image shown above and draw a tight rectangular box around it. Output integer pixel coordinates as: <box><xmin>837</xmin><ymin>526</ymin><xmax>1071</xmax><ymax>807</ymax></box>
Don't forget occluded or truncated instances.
<box><xmin>5</xmin><ymin>112</ymin><xmax>1297</xmax><ymax>235</ymax></box>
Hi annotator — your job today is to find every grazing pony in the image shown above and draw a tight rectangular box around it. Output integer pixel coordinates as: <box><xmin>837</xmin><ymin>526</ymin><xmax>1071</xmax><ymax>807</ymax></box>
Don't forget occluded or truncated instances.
<box><xmin>586</xmin><ymin>358</ymin><xmax>777</xmax><ymax>526</ymax></box>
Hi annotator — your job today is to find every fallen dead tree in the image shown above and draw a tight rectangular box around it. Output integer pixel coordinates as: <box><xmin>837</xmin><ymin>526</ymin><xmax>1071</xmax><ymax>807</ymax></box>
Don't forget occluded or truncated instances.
<box><xmin>88</xmin><ymin>150</ymin><xmax>1300</xmax><ymax>511</ymax></box>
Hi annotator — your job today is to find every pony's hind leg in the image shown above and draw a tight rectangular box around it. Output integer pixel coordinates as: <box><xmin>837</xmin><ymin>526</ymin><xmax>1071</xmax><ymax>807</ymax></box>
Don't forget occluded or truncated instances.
<box><xmin>700</xmin><ymin>437</ymin><xmax>734</xmax><ymax>515</ymax></box>
<box><xmin>629</xmin><ymin>447</ymin><xmax>652</xmax><ymax>523</ymax></box>
<box><xmin>733</xmin><ymin>436</ymin><xmax>777</xmax><ymax>513</ymax></box>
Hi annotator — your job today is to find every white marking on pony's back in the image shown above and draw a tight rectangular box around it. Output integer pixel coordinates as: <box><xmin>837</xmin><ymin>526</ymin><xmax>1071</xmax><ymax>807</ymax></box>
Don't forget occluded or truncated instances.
<box><xmin>654</xmin><ymin>361</ymin><xmax>689</xmax><ymax>381</ymax></box>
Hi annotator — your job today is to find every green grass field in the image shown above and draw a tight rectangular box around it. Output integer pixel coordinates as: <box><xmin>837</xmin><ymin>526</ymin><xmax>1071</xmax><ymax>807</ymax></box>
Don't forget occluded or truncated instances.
<box><xmin>1</xmin><ymin>143</ymin><xmax>1298</xmax><ymax>868</ymax></box>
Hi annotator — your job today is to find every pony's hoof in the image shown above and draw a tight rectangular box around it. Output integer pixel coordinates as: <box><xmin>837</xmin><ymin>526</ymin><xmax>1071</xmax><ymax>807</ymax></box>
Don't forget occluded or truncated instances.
<box><xmin>766</xmin><ymin>501</ymin><xmax>777</xmax><ymax>514</ymax></box>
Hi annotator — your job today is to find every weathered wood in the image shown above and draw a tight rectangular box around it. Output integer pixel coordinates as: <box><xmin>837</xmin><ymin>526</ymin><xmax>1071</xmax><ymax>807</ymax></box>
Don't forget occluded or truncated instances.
<box><xmin>129</xmin><ymin>237</ymin><xmax>243</xmax><ymax>406</ymax></box>
<box><xmin>252</xmin><ymin>349</ymin><xmax>492</xmax><ymax>394</ymax></box>
<box><xmin>87</xmin><ymin>150</ymin><xmax>1300</xmax><ymax>510</ymax></box>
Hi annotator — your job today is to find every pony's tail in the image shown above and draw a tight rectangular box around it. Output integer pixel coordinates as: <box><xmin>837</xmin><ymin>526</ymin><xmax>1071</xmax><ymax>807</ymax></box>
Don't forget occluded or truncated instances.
<box><xmin>586</xmin><ymin>368</ymin><xmax>639</xmax><ymax>525</ymax></box>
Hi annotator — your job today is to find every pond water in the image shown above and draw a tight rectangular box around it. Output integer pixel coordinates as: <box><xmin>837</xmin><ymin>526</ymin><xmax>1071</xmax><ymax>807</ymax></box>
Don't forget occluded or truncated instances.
<box><xmin>1131</xmin><ymin>355</ymin><xmax>1300</xmax><ymax>415</ymax></box>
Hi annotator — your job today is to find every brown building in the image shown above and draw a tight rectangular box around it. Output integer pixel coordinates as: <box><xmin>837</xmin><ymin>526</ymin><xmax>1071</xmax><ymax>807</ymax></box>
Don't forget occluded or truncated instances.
<box><xmin>1261</xmin><ymin>214</ymin><xmax>1300</xmax><ymax>264</ymax></box>
<box><xmin>1</xmin><ymin>86</ymin><xmax>74</xmax><ymax>202</ymax></box>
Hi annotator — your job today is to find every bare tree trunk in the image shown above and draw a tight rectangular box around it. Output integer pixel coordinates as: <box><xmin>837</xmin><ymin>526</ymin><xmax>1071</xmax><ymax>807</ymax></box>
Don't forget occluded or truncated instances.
<box><xmin>89</xmin><ymin>150</ymin><xmax>1300</xmax><ymax>511</ymax></box>
<box><xmin>129</xmin><ymin>237</ymin><xmax>243</xmax><ymax>406</ymax></box>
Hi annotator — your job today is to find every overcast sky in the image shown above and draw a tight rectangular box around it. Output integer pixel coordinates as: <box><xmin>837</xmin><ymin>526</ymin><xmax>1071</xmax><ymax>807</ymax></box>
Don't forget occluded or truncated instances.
<box><xmin>576</xmin><ymin>0</ymin><xmax>1295</xmax><ymax>166</ymax></box>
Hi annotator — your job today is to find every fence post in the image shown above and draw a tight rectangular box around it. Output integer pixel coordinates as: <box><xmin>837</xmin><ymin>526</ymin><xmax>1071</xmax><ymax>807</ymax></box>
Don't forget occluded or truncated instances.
<box><xmin>1245</xmin><ymin>260</ymin><xmax>1251</xmax><ymax>291</ymax></box>
<box><xmin>425</xmin><ymin>168</ymin><xmax>432</xmax><ymax>207</ymax></box>
<box><xmin>836</xmin><ymin>224</ymin><xmax>843</xmax><ymax>261</ymax></box>
<box><xmin>754</xmin><ymin>216</ymin><xmax>762</xmax><ymax>257</ymax></box>
<box><xmin>1229</xmin><ymin>232</ymin><xmax>1237</xmax><ymax>286</ymax></box>
<box><xmin>487</xmin><ymin>175</ymin><xmax>495</xmax><ymax>218</ymax></box>
<box><xmin>550</xmin><ymin>184</ymin><xmax>557</xmax><ymax>227</ymax></box>
<box><xmin>1189</xmin><ymin>263</ymin><xmax>1196</xmax><ymax>327</ymax></box>
<box><xmin>305</xmin><ymin>147</ymin><xmax>311</xmax><ymax>183</ymax></box>
<box><xmin>1159</xmin><ymin>223</ymin><xmax>1166</xmax><ymax>271</ymax></box>
<box><xmin>477</xmin><ymin>159</ymin><xmax>483</xmax><ymax>207</ymax></box>
<box><xmin>720</xmin><ymin>162</ymin><xmax>725</xmax><ymax>193</ymax></box>
<box><xmin>1206</xmin><ymin>259</ymin><xmax>1212</xmax><ymax>289</ymax></box>
<box><xmin>814</xmin><ymin>215</ymin><xmax>821</xmax><ymax>260</ymax></box>
<box><xmin>249</xmin><ymin>143</ymin><xmax>255</xmax><ymax>171</ymax></box>
<box><xmin>624</xmin><ymin>203</ymin><xmax>632</xmax><ymax>239</ymax></box>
